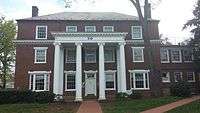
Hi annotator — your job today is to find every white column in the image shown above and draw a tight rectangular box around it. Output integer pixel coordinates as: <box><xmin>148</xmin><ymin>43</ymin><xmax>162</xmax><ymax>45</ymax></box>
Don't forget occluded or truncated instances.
<box><xmin>53</xmin><ymin>42</ymin><xmax>61</xmax><ymax>96</ymax></box>
<box><xmin>98</xmin><ymin>42</ymin><xmax>106</xmax><ymax>100</ymax></box>
<box><xmin>75</xmin><ymin>42</ymin><xmax>82</xmax><ymax>101</ymax></box>
<box><xmin>119</xmin><ymin>42</ymin><xmax>127</xmax><ymax>92</ymax></box>
<box><xmin>59</xmin><ymin>47</ymin><xmax>64</xmax><ymax>96</ymax></box>
<box><xmin>116</xmin><ymin>47</ymin><xmax>121</xmax><ymax>92</ymax></box>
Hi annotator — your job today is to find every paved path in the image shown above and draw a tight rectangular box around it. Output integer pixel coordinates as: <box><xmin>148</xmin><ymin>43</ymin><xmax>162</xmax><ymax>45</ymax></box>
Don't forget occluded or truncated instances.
<box><xmin>141</xmin><ymin>95</ymin><xmax>200</xmax><ymax>113</ymax></box>
<box><xmin>76</xmin><ymin>101</ymin><xmax>102</xmax><ymax>113</ymax></box>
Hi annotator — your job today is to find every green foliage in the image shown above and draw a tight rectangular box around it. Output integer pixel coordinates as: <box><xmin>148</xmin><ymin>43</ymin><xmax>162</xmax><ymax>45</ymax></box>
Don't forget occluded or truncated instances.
<box><xmin>115</xmin><ymin>93</ymin><xmax>129</xmax><ymax>100</ymax></box>
<box><xmin>0</xmin><ymin>17</ymin><xmax>16</xmax><ymax>88</ymax></box>
<box><xmin>128</xmin><ymin>91</ymin><xmax>142</xmax><ymax>99</ymax></box>
<box><xmin>170</xmin><ymin>81</ymin><xmax>191</xmax><ymax>97</ymax></box>
<box><xmin>0</xmin><ymin>90</ymin><xmax>55</xmax><ymax>104</ymax></box>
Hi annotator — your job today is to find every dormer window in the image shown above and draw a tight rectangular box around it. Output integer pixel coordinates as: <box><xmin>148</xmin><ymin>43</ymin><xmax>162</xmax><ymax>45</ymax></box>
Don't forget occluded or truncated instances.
<box><xmin>85</xmin><ymin>26</ymin><xmax>96</xmax><ymax>32</ymax></box>
<box><xmin>36</xmin><ymin>26</ymin><xmax>47</xmax><ymax>39</ymax></box>
<box><xmin>66</xmin><ymin>26</ymin><xmax>77</xmax><ymax>32</ymax></box>
<box><xmin>103</xmin><ymin>26</ymin><xmax>114</xmax><ymax>32</ymax></box>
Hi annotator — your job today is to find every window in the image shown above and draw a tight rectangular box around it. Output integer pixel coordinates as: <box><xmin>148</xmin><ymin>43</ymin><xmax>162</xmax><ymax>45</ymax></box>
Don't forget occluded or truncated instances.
<box><xmin>66</xmin><ymin>26</ymin><xmax>77</xmax><ymax>32</ymax></box>
<box><xmin>105</xmin><ymin>71</ymin><xmax>116</xmax><ymax>90</ymax></box>
<box><xmin>65</xmin><ymin>71</ymin><xmax>76</xmax><ymax>91</ymax></box>
<box><xmin>105</xmin><ymin>49</ymin><xmax>115</xmax><ymax>62</ymax></box>
<box><xmin>160</xmin><ymin>49</ymin><xmax>169</xmax><ymax>63</ymax></box>
<box><xmin>171</xmin><ymin>50</ymin><xmax>182</xmax><ymax>63</ymax></box>
<box><xmin>187</xmin><ymin>72</ymin><xmax>195</xmax><ymax>82</ymax></box>
<box><xmin>85</xmin><ymin>49</ymin><xmax>96</xmax><ymax>63</ymax></box>
<box><xmin>162</xmin><ymin>72</ymin><xmax>170</xmax><ymax>83</ymax></box>
<box><xmin>103</xmin><ymin>26</ymin><xmax>114</xmax><ymax>32</ymax></box>
<box><xmin>174</xmin><ymin>72</ymin><xmax>183</xmax><ymax>82</ymax></box>
<box><xmin>66</xmin><ymin>49</ymin><xmax>76</xmax><ymax>63</ymax></box>
<box><xmin>85</xmin><ymin>26</ymin><xmax>96</xmax><ymax>32</ymax></box>
<box><xmin>132</xmin><ymin>47</ymin><xmax>144</xmax><ymax>62</ymax></box>
<box><xmin>34</xmin><ymin>47</ymin><xmax>48</xmax><ymax>63</ymax></box>
<box><xmin>29</xmin><ymin>73</ymin><xmax>49</xmax><ymax>91</ymax></box>
<box><xmin>131</xmin><ymin>26</ymin><xmax>142</xmax><ymax>39</ymax></box>
<box><xmin>183</xmin><ymin>50</ymin><xmax>193</xmax><ymax>62</ymax></box>
<box><xmin>130</xmin><ymin>70</ymin><xmax>149</xmax><ymax>90</ymax></box>
<box><xmin>36</xmin><ymin>26</ymin><xmax>47</xmax><ymax>39</ymax></box>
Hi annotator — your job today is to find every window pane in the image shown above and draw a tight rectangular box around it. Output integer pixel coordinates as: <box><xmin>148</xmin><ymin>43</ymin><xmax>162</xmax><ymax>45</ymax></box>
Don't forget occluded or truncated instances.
<box><xmin>66</xmin><ymin>73</ymin><xmax>75</xmax><ymax>90</ymax></box>
<box><xmin>174</xmin><ymin>72</ymin><xmax>182</xmax><ymax>82</ymax></box>
<box><xmin>133</xmin><ymin>48</ymin><xmax>143</xmax><ymax>61</ymax></box>
<box><xmin>66</xmin><ymin>26</ymin><xmax>77</xmax><ymax>32</ymax></box>
<box><xmin>85</xmin><ymin>26</ymin><xmax>96</xmax><ymax>32</ymax></box>
<box><xmin>162</xmin><ymin>72</ymin><xmax>170</xmax><ymax>82</ymax></box>
<box><xmin>105</xmin><ymin>49</ymin><xmax>114</xmax><ymax>62</ymax></box>
<box><xmin>85</xmin><ymin>49</ymin><xmax>96</xmax><ymax>63</ymax></box>
<box><xmin>135</xmin><ymin>73</ymin><xmax>144</xmax><ymax>88</ymax></box>
<box><xmin>37</xmin><ymin>26</ymin><xmax>47</xmax><ymax>39</ymax></box>
<box><xmin>161</xmin><ymin>49</ymin><xmax>169</xmax><ymax>62</ymax></box>
<box><xmin>171</xmin><ymin>50</ymin><xmax>181</xmax><ymax>62</ymax></box>
<box><xmin>187</xmin><ymin>72</ymin><xmax>195</xmax><ymax>81</ymax></box>
<box><xmin>66</xmin><ymin>49</ymin><xmax>76</xmax><ymax>62</ymax></box>
<box><xmin>103</xmin><ymin>26</ymin><xmax>114</xmax><ymax>32</ymax></box>
<box><xmin>36</xmin><ymin>49</ymin><xmax>46</xmax><ymax>63</ymax></box>
<box><xmin>105</xmin><ymin>73</ymin><xmax>114</xmax><ymax>89</ymax></box>
<box><xmin>132</xmin><ymin>26</ymin><xmax>142</xmax><ymax>39</ymax></box>
<box><xmin>183</xmin><ymin>50</ymin><xmax>192</xmax><ymax>62</ymax></box>
<box><xmin>35</xmin><ymin>74</ymin><xmax>45</xmax><ymax>90</ymax></box>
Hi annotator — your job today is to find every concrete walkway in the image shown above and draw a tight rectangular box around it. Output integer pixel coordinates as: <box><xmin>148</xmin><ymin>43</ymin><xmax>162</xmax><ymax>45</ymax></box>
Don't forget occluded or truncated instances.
<box><xmin>141</xmin><ymin>95</ymin><xmax>200</xmax><ymax>113</ymax></box>
<box><xmin>76</xmin><ymin>101</ymin><xmax>102</xmax><ymax>113</ymax></box>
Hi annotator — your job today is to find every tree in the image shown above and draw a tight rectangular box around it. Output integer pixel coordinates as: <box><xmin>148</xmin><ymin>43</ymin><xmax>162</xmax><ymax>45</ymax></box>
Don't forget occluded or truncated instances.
<box><xmin>0</xmin><ymin>17</ymin><xmax>16</xmax><ymax>89</ymax></box>
<box><xmin>183</xmin><ymin>0</ymin><xmax>200</xmax><ymax>70</ymax></box>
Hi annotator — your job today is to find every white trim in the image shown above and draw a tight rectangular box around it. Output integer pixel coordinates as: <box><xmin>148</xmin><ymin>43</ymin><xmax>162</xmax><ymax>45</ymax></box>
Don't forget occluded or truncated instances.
<box><xmin>103</xmin><ymin>26</ymin><xmax>114</xmax><ymax>32</ymax></box>
<box><xmin>35</xmin><ymin>25</ymin><xmax>48</xmax><ymax>39</ymax></box>
<box><xmin>66</xmin><ymin>26</ymin><xmax>77</xmax><ymax>32</ymax></box>
<box><xmin>64</xmin><ymin>71</ymin><xmax>76</xmax><ymax>91</ymax></box>
<box><xmin>85</xmin><ymin>26</ymin><xmax>96</xmax><ymax>32</ymax></box>
<box><xmin>132</xmin><ymin>47</ymin><xmax>144</xmax><ymax>63</ymax></box>
<box><xmin>28</xmin><ymin>71</ymin><xmax>51</xmax><ymax>74</ymax></box>
<box><xmin>131</xmin><ymin>26</ymin><xmax>143</xmax><ymax>39</ymax></box>
<box><xmin>34</xmin><ymin>47</ymin><xmax>48</xmax><ymax>64</ymax></box>
<box><xmin>104</xmin><ymin>48</ymin><xmax>115</xmax><ymax>63</ymax></box>
<box><xmin>187</xmin><ymin>72</ymin><xmax>195</xmax><ymax>82</ymax></box>
<box><xmin>161</xmin><ymin>49</ymin><xmax>170</xmax><ymax>63</ymax></box>
<box><xmin>129</xmin><ymin>70</ymin><xmax>150</xmax><ymax>73</ymax></box>
<box><xmin>105</xmin><ymin>70</ymin><xmax>116</xmax><ymax>90</ymax></box>
<box><xmin>84</xmin><ymin>70</ymin><xmax>98</xmax><ymax>73</ymax></box>
<box><xmin>171</xmin><ymin>49</ymin><xmax>182</xmax><ymax>63</ymax></box>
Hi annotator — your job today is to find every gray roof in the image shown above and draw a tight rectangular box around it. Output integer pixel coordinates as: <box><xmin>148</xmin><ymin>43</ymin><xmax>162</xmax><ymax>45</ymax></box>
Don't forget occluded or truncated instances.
<box><xmin>18</xmin><ymin>12</ymin><xmax>139</xmax><ymax>21</ymax></box>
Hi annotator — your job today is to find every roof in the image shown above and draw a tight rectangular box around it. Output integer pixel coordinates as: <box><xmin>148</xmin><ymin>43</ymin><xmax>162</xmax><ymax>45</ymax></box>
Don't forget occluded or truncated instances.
<box><xmin>18</xmin><ymin>12</ymin><xmax>139</xmax><ymax>21</ymax></box>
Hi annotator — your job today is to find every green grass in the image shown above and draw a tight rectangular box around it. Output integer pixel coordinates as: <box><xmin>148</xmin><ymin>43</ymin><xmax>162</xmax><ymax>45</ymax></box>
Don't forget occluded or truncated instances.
<box><xmin>101</xmin><ymin>96</ymin><xmax>182</xmax><ymax>113</ymax></box>
<box><xmin>166</xmin><ymin>100</ymin><xmax>200</xmax><ymax>113</ymax></box>
<box><xmin>0</xmin><ymin>102</ymin><xmax>80</xmax><ymax>113</ymax></box>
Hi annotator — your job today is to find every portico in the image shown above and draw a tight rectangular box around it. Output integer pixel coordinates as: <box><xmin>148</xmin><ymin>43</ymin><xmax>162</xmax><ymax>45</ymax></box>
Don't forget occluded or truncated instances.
<box><xmin>52</xmin><ymin>32</ymin><xmax>128</xmax><ymax>101</ymax></box>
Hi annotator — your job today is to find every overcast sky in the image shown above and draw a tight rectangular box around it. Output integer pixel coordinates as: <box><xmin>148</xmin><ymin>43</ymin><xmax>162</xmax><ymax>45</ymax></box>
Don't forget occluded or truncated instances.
<box><xmin>0</xmin><ymin>0</ymin><xmax>197</xmax><ymax>44</ymax></box>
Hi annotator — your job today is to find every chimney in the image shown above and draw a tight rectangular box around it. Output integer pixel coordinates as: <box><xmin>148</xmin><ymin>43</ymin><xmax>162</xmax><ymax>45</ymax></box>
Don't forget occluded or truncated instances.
<box><xmin>32</xmin><ymin>6</ymin><xmax>38</xmax><ymax>17</ymax></box>
<box><xmin>144</xmin><ymin>3</ymin><xmax>152</xmax><ymax>19</ymax></box>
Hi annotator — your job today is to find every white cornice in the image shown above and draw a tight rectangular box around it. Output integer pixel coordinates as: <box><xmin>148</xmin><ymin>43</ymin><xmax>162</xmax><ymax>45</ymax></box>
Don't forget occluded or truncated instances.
<box><xmin>14</xmin><ymin>40</ymin><xmax>54</xmax><ymax>44</ymax></box>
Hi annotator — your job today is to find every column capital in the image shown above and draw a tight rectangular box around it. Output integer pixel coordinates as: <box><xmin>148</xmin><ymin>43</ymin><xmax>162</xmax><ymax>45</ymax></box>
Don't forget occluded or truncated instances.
<box><xmin>53</xmin><ymin>42</ymin><xmax>61</xmax><ymax>46</ymax></box>
<box><xmin>118</xmin><ymin>42</ymin><xmax>126</xmax><ymax>46</ymax></box>
<box><xmin>98</xmin><ymin>42</ymin><xmax>105</xmax><ymax>46</ymax></box>
<box><xmin>75</xmin><ymin>42</ymin><xmax>82</xmax><ymax>46</ymax></box>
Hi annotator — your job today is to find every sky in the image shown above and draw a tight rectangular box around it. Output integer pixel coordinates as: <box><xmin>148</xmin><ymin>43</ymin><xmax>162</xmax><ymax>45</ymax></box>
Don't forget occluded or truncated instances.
<box><xmin>0</xmin><ymin>0</ymin><xmax>197</xmax><ymax>44</ymax></box>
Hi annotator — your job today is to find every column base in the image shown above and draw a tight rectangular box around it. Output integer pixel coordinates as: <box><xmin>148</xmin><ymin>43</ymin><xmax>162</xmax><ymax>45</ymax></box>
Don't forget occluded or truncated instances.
<box><xmin>75</xmin><ymin>97</ymin><xmax>83</xmax><ymax>102</ymax></box>
<box><xmin>98</xmin><ymin>96</ymin><xmax>106</xmax><ymax>100</ymax></box>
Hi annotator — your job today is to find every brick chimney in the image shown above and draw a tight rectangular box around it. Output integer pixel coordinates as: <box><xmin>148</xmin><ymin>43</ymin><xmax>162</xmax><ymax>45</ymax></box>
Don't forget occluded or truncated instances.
<box><xmin>32</xmin><ymin>6</ymin><xmax>38</xmax><ymax>17</ymax></box>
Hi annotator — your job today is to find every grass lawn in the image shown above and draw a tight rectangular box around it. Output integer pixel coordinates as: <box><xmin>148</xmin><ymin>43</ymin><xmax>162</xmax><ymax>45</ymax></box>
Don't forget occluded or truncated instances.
<box><xmin>166</xmin><ymin>99</ymin><xmax>200</xmax><ymax>113</ymax></box>
<box><xmin>101</xmin><ymin>96</ymin><xmax>182</xmax><ymax>113</ymax></box>
<box><xmin>0</xmin><ymin>102</ymin><xmax>80</xmax><ymax>113</ymax></box>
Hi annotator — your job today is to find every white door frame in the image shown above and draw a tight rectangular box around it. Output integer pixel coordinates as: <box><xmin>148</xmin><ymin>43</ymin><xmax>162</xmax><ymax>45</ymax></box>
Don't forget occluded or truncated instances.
<box><xmin>84</xmin><ymin>70</ymin><xmax>97</xmax><ymax>96</ymax></box>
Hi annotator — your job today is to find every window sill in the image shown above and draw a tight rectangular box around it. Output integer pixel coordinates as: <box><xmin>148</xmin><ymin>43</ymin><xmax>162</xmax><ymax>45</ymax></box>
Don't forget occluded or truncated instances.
<box><xmin>133</xmin><ymin>61</ymin><xmax>144</xmax><ymax>63</ymax></box>
<box><xmin>131</xmin><ymin>88</ymin><xmax>150</xmax><ymax>90</ymax></box>
<box><xmin>65</xmin><ymin>89</ymin><xmax>76</xmax><ymax>91</ymax></box>
<box><xmin>161</xmin><ymin>61</ymin><xmax>170</xmax><ymax>64</ymax></box>
<box><xmin>34</xmin><ymin>62</ymin><xmax>46</xmax><ymax>64</ymax></box>
<box><xmin>162</xmin><ymin>81</ymin><xmax>171</xmax><ymax>83</ymax></box>
<box><xmin>171</xmin><ymin>61</ymin><xmax>182</xmax><ymax>63</ymax></box>
<box><xmin>105</xmin><ymin>61</ymin><xmax>115</xmax><ymax>63</ymax></box>
<box><xmin>34</xmin><ymin>90</ymin><xmax>49</xmax><ymax>92</ymax></box>
<box><xmin>105</xmin><ymin>88</ymin><xmax>116</xmax><ymax>91</ymax></box>
<box><xmin>35</xmin><ymin>38</ymin><xmax>48</xmax><ymax>40</ymax></box>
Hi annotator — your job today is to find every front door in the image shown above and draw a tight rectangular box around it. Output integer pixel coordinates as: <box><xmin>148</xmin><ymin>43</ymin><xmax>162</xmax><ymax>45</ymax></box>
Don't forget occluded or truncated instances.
<box><xmin>85</xmin><ymin>73</ymin><xmax>96</xmax><ymax>96</ymax></box>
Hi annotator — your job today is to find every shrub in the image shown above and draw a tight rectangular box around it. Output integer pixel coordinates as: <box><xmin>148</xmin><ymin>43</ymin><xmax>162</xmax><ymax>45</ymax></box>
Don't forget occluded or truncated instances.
<box><xmin>116</xmin><ymin>92</ymin><xmax>129</xmax><ymax>100</ymax></box>
<box><xmin>0</xmin><ymin>90</ymin><xmax>55</xmax><ymax>104</ymax></box>
<box><xmin>170</xmin><ymin>81</ymin><xmax>191</xmax><ymax>97</ymax></box>
<box><xmin>128</xmin><ymin>91</ymin><xmax>142</xmax><ymax>99</ymax></box>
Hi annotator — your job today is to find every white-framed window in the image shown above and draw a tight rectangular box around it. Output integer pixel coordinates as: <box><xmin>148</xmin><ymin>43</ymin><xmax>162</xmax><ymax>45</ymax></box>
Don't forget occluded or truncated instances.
<box><xmin>160</xmin><ymin>49</ymin><xmax>170</xmax><ymax>63</ymax></box>
<box><xmin>183</xmin><ymin>50</ymin><xmax>193</xmax><ymax>62</ymax></box>
<box><xmin>131</xmin><ymin>26</ymin><xmax>142</xmax><ymax>39</ymax></box>
<box><xmin>66</xmin><ymin>49</ymin><xmax>76</xmax><ymax>63</ymax></box>
<box><xmin>132</xmin><ymin>47</ymin><xmax>144</xmax><ymax>62</ymax></box>
<box><xmin>105</xmin><ymin>49</ymin><xmax>115</xmax><ymax>62</ymax></box>
<box><xmin>85</xmin><ymin>49</ymin><xmax>96</xmax><ymax>63</ymax></box>
<box><xmin>171</xmin><ymin>50</ymin><xmax>182</xmax><ymax>63</ymax></box>
<box><xmin>66</xmin><ymin>26</ymin><xmax>77</xmax><ymax>32</ymax></box>
<box><xmin>29</xmin><ymin>72</ymin><xmax>50</xmax><ymax>92</ymax></box>
<box><xmin>130</xmin><ymin>70</ymin><xmax>150</xmax><ymax>90</ymax></box>
<box><xmin>105</xmin><ymin>71</ymin><xmax>116</xmax><ymax>90</ymax></box>
<box><xmin>85</xmin><ymin>26</ymin><xmax>96</xmax><ymax>32</ymax></box>
<box><xmin>103</xmin><ymin>26</ymin><xmax>114</xmax><ymax>32</ymax></box>
<box><xmin>36</xmin><ymin>26</ymin><xmax>47</xmax><ymax>39</ymax></box>
<box><xmin>174</xmin><ymin>72</ymin><xmax>183</xmax><ymax>82</ymax></box>
<box><xmin>161</xmin><ymin>72</ymin><xmax>170</xmax><ymax>83</ymax></box>
<box><xmin>34</xmin><ymin>47</ymin><xmax>48</xmax><ymax>64</ymax></box>
<box><xmin>187</xmin><ymin>72</ymin><xmax>195</xmax><ymax>82</ymax></box>
<box><xmin>65</xmin><ymin>71</ymin><xmax>76</xmax><ymax>91</ymax></box>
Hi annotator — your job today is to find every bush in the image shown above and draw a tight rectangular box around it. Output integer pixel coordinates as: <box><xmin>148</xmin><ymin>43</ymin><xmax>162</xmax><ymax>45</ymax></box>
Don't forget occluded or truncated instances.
<box><xmin>170</xmin><ymin>81</ymin><xmax>191</xmax><ymax>97</ymax></box>
<box><xmin>0</xmin><ymin>90</ymin><xmax>55</xmax><ymax>104</ymax></box>
<box><xmin>116</xmin><ymin>92</ymin><xmax>129</xmax><ymax>100</ymax></box>
<box><xmin>128</xmin><ymin>91</ymin><xmax>142</xmax><ymax>99</ymax></box>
